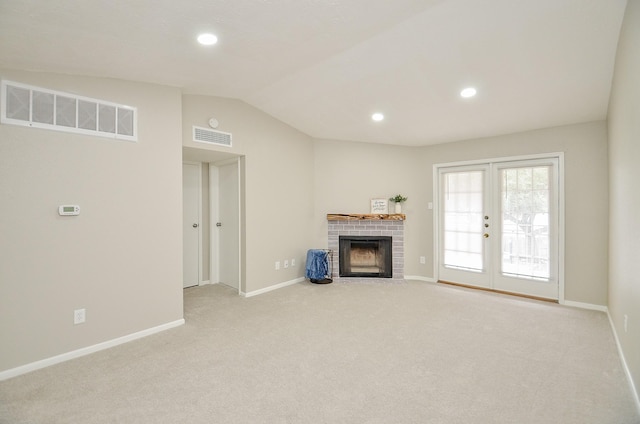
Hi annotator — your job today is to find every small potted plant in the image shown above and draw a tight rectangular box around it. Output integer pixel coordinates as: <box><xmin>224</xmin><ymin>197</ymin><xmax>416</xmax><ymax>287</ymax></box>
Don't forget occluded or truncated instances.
<box><xmin>389</xmin><ymin>194</ymin><xmax>408</xmax><ymax>213</ymax></box>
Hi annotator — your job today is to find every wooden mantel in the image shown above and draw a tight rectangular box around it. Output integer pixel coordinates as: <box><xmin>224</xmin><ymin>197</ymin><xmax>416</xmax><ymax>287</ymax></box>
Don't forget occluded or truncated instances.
<box><xmin>327</xmin><ymin>213</ymin><xmax>406</xmax><ymax>221</ymax></box>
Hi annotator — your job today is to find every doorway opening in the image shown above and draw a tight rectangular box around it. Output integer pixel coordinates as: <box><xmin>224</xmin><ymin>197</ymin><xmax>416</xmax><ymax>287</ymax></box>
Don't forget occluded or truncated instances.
<box><xmin>182</xmin><ymin>150</ymin><xmax>244</xmax><ymax>295</ymax></box>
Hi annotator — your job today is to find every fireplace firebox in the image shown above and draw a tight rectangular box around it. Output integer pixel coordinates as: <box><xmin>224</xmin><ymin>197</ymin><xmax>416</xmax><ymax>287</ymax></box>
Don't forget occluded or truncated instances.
<box><xmin>339</xmin><ymin>236</ymin><xmax>392</xmax><ymax>278</ymax></box>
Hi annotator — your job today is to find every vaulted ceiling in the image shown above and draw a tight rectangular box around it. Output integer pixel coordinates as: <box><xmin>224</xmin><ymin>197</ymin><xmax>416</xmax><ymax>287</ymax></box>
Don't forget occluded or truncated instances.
<box><xmin>0</xmin><ymin>0</ymin><xmax>628</xmax><ymax>146</ymax></box>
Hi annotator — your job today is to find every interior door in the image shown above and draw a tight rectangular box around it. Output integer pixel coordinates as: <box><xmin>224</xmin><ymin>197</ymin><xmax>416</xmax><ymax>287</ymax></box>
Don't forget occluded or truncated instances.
<box><xmin>218</xmin><ymin>160</ymin><xmax>240</xmax><ymax>290</ymax></box>
<box><xmin>437</xmin><ymin>157</ymin><xmax>560</xmax><ymax>300</ymax></box>
<box><xmin>182</xmin><ymin>163</ymin><xmax>200</xmax><ymax>288</ymax></box>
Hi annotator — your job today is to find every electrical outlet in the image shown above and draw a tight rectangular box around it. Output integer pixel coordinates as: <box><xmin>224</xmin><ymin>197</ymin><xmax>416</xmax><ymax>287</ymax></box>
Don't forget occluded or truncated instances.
<box><xmin>624</xmin><ymin>314</ymin><xmax>628</xmax><ymax>333</ymax></box>
<box><xmin>291</xmin><ymin>258</ymin><xmax>296</xmax><ymax>267</ymax></box>
<box><xmin>284</xmin><ymin>260</ymin><xmax>289</xmax><ymax>269</ymax></box>
<box><xmin>420</xmin><ymin>256</ymin><xmax>426</xmax><ymax>264</ymax></box>
<box><xmin>275</xmin><ymin>261</ymin><xmax>280</xmax><ymax>270</ymax></box>
<box><xmin>74</xmin><ymin>308</ymin><xmax>86</xmax><ymax>325</ymax></box>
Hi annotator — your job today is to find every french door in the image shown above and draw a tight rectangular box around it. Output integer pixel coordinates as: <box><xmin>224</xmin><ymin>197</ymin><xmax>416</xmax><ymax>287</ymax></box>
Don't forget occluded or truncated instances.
<box><xmin>436</xmin><ymin>157</ymin><xmax>561</xmax><ymax>300</ymax></box>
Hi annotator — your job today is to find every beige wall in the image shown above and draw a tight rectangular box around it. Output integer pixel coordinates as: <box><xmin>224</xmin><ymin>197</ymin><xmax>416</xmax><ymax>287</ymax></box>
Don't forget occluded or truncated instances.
<box><xmin>0</xmin><ymin>70</ymin><xmax>184</xmax><ymax>373</ymax></box>
<box><xmin>314</xmin><ymin>121</ymin><xmax>609</xmax><ymax>305</ymax></box>
<box><xmin>181</xmin><ymin>95</ymin><xmax>316</xmax><ymax>293</ymax></box>
<box><xmin>608</xmin><ymin>0</ymin><xmax>640</xmax><ymax>401</ymax></box>
<box><xmin>312</xmin><ymin>139</ymin><xmax>428</xmax><ymax>274</ymax></box>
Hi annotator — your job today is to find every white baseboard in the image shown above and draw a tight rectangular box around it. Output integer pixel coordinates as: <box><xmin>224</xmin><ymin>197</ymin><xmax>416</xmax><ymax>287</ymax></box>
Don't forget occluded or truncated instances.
<box><xmin>561</xmin><ymin>300</ymin><xmax>608</xmax><ymax>312</ymax></box>
<box><xmin>0</xmin><ymin>319</ymin><xmax>185</xmax><ymax>381</ymax></box>
<box><xmin>404</xmin><ymin>275</ymin><xmax>436</xmax><ymax>283</ymax></box>
<box><xmin>607</xmin><ymin>310</ymin><xmax>640</xmax><ymax>415</ymax></box>
<box><xmin>561</xmin><ymin>300</ymin><xmax>638</xmax><ymax>412</ymax></box>
<box><xmin>242</xmin><ymin>277</ymin><xmax>305</xmax><ymax>298</ymax></box>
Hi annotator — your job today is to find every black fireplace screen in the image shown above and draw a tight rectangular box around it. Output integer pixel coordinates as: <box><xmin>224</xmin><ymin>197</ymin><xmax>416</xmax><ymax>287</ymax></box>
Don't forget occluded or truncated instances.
<box><xmin>339</xmin><ymin>236</ymin><xmax>392</xmax><ymax>278</ymax></box>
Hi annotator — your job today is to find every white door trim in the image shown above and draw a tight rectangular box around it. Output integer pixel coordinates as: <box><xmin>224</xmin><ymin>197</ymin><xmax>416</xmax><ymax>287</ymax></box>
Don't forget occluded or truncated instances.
<box><xmin>433</xmin><ymin>152</ymin><xmax>565</xmax><ymax>301</ymax></box>
<box><xmin>211</xmin><ymin>156</ymin><xmax>243</xmax><ymax>295</ymax></box>
<box><xmin>235</xmin><ymin>157</ymin><xmax>243</xmax><ymax>295</ymax></box>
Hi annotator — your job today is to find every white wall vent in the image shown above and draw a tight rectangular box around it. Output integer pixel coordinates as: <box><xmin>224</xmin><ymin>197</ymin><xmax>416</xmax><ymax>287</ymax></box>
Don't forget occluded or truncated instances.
<box><xmin>193</xmin><ymin>126</ymin><xmax>232</xmax><ymax>147</ymax></box>
<box><xmin>1</xmin><ymin>80</ymin><xmax>137</xmax><ymax>142</ymax></box>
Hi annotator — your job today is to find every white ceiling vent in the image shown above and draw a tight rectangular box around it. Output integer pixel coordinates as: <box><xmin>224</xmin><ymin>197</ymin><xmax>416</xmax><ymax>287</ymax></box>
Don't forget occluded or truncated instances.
<box><xmin>1</xmin><ymin>80</ymin><xmax>137</xmax><ymax>142</ymax></box>
<box><xmin>193</xmin><ymin>126</ymin><xmax>232</xmax><ymax>147</ymax></box>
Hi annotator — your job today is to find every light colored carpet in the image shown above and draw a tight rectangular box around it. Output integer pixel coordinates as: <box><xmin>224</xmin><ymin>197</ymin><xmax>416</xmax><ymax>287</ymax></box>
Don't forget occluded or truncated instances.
<box><xmin>0</xmin><ymin>280</ymin><xmax>638</xmax><ymax>424</ymax></box>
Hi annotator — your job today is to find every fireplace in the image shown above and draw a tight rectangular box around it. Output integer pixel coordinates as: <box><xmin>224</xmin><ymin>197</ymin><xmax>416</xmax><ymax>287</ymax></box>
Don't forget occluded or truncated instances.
<box><xmin>327</xmin><ymin>213</ymin><xmax>405</xmax><ymax>281</ymax></box>
<box><xmin>339</xmin><ymin>236</ymin><xmax>392</xmax><ymax>278</ymax></box>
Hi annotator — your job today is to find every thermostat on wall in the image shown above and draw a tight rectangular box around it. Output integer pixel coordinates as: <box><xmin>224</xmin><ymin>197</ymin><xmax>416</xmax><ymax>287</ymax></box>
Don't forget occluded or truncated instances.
<box><xmin>58</xmin><ymin>205</ymin><xmax>80</xmax><ymax>216</ymax></box>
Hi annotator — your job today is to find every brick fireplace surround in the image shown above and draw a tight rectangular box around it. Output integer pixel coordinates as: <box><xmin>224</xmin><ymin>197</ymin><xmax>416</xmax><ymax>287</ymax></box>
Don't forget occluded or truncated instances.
<box><xmin>327</xmin><ymin>214</ymin><xmax>405</xmax><ymax>283</ymax></box>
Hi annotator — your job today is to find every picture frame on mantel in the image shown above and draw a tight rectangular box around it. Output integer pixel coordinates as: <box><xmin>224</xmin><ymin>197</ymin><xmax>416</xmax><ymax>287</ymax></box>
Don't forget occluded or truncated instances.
<box><xmin>370</xmin><ymin>198</ymin><xmax>388</xmax><ymax>214</ymax></box>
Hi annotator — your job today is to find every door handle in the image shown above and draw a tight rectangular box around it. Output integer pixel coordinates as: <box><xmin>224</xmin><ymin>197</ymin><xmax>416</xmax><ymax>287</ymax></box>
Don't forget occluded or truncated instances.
<box><xmin>193</xmin><ymin>223</ymin><xmax>198</xmax><ymax>228</ymax></box>
<box><xmin>483</xmin><ymin>233</ymin><xmax>489</xmax><ymax>238</ymax></box>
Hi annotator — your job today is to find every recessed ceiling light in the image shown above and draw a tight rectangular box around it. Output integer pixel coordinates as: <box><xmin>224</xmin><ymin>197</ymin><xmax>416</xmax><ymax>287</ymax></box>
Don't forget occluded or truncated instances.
<box><xmin>460</xmin><ymin>87</ymin><xmax>477</xmax><ymax>98</ymax></box>
<box><xmin>197</xmin><ymin>33</ymin><xmax>218</xmax><ymax>46</ymax></box>
<box><xmin>372</xmin><ymin>113</ymin><xmax>384</xmax><ymax>122</ymax></box>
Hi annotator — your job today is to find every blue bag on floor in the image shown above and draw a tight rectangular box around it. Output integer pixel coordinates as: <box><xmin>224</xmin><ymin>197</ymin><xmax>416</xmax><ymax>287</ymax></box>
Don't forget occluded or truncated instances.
<box><xmin>305</xmin><ymin>249</ymin><xmax>329</xmax><ymax>281</ymax></box>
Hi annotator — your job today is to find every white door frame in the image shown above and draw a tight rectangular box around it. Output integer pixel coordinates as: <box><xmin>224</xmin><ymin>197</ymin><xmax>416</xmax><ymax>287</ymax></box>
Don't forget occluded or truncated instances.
<box><xmin>210</xmin><ymin>157</ymin><xmax>243</xmax><ymax>295</ymax></box>
<box><xmin>433</xmin><ymin>152</ymin><xmax>565</xmax><ymax>303</ymax></box>
<box><xmin>183</xmin><ymin>161</ymin><xmax>203</xmax><ymax>287</ymax></box>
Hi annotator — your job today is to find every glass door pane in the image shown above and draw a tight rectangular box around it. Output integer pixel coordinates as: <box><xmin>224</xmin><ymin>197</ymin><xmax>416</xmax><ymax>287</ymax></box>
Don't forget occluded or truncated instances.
<box><xmin>443</xmin><ymin>171</ymin><xmax>485</xmax><ymax>272</ymax></box>
<box><xmin>500</xmin><ymin>166</ymin><xmax>551</xmax><ymax>280</ymax></box>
